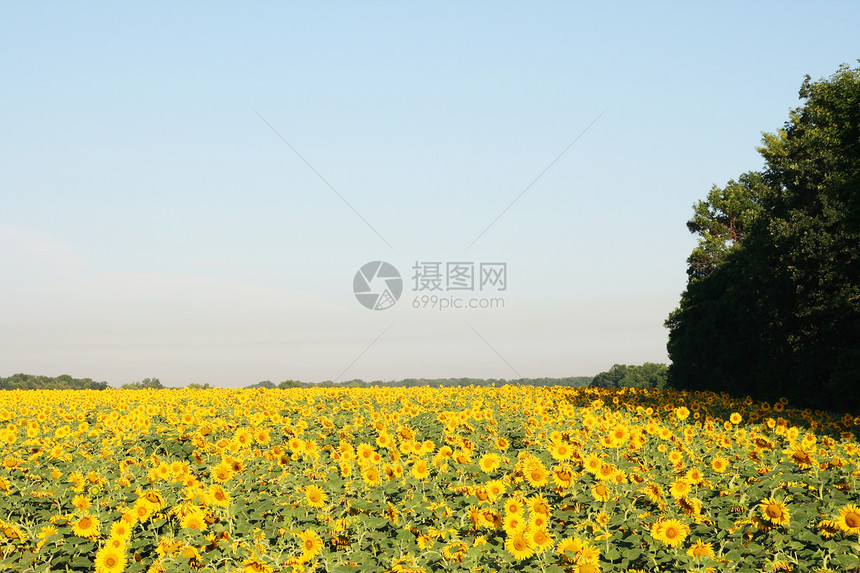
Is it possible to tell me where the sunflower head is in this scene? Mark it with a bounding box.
[759,498,790,526]
[837,504,860,535]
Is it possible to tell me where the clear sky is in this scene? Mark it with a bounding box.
[2,2,858,387]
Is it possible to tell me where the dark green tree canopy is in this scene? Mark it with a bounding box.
[590,363,668,389]
[0,373,108,391]
[667,63,860,410]
[685,172,767,280]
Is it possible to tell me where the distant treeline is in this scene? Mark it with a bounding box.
[3,366,667,391]
[246,376,594,389]
[0,373,109,391]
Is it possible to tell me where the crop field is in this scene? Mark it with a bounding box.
[1,386,859,573]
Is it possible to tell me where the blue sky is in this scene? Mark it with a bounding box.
[2,2,858,387]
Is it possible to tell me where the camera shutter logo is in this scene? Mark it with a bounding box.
[353,261,403,310]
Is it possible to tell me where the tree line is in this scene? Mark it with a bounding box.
[246,376,594,389]
[0,373,109,391]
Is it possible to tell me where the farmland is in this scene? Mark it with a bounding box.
[1,386,859,572]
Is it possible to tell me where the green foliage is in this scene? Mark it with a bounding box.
[0,373,108,390]
[667,62,860,410]
[590,363,668,389]
[247,380,277,389]
[244,377,593,389]
[120,377,165,390]
[184,382,212,389]
[685,171,767,280]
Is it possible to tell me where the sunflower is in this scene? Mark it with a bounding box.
[669,478,692,499]
[504,497,525,516]
[529,512,549,530]
[288,437,304,453]
[595,463,616,481]
[297,529,323,561]
[677,496,702,517]
[783,445,815,469]
[375,432,393,449]
[550,442,574,461]
[574,559,601,573]
[120,510,137,527]
[301,440,319,458]
[556,536,583,560]
[138,490,165,511]
[523,460,549,488]
[94,546,126,573]
[640,482,663,504]
[362,467,381,486]
[818,519,840,538]
[577,544,601,565]
[505,528,535,560]
[442,541,468,562]
[686,539,715,559]
[759,498,790,526]
[233,428,253,448]
[436,445,453,459]
[503,513,526,535]
[339,460,353,478]
[474,486,490,503]
[479,453,501,473]
[729,412,743,425]
[651,519,688,547]
[209,484,232,508]
[685,467,704,484]
[72,495,91,511]
[104,536,126,552]
[485,479,506,500]
[180,511,207,531]
[153,463,171,481]
[254,428,271,445]
[482,509,501,529]
[583,453,602,474]
[37,524,58,540]
[528,494,551,516]
[711,457,728,473]
[226,457,245,473]
[467,506,484,528]
[0,521,24,541]
[243,558,273,573]
[591,483,610,502]
[552,465,575,489]
[837,504,860,535]
[411,460,430,480]
[531,527,554,551]
[607,426,629,448]
[304,484,327,508]
[72,512,100,539]
[210,462,234,484]
[109,521,131,540]
[668,450,684,466]
[356,443,376,464]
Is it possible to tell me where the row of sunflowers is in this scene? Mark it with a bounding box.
[1,385,859,572]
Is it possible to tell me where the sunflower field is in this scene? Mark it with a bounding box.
[2,386,860,573]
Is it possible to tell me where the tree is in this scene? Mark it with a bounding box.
[184,382,212,389]
[0,373,108,390]
[121,377,165,390]
[667,63,860,410]
[590,363,668,389]
[685,172,767,280]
